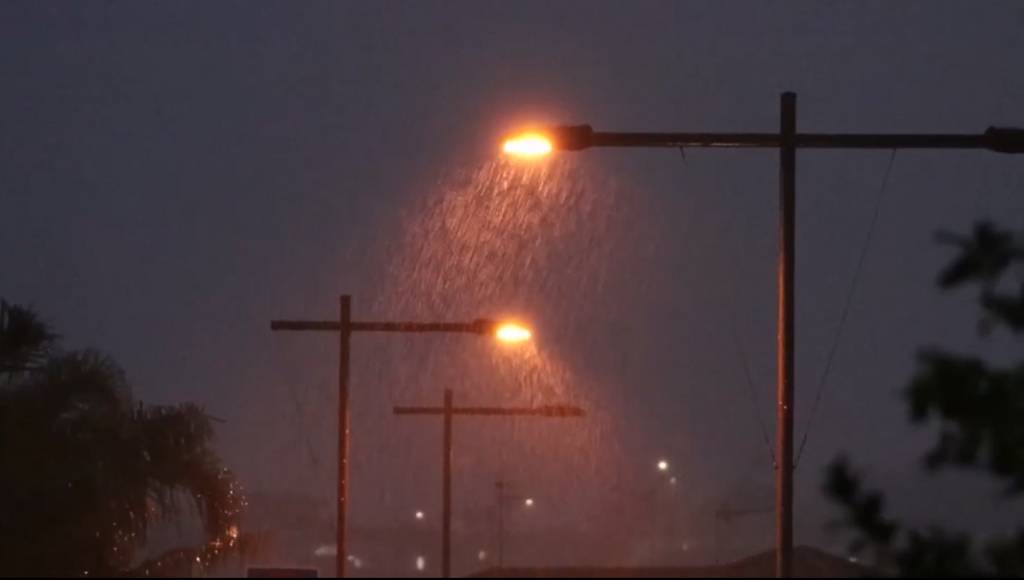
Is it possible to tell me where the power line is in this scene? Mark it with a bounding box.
[795,149,898,468]
[729,318,777,469]
[718,180,777,468]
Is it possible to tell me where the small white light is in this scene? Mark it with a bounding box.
[478,549,488,561]
[415,510,425,520]
[416,556,426,572]
[314,545,336,557]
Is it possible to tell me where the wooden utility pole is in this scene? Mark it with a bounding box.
[524,101,1024,576]
[271,296,503,577]
[394,389,583,577]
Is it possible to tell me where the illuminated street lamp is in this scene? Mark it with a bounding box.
[657,459,670,473]
[270,295,531,578]
[502,133,553,157]
[502,95,1024,578]
[495,322,532,343]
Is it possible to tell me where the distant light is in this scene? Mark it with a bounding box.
[416,556,426,572]
[227,525,239,539]
[478,549,488,562]
[503,133,553,157]
[314,545,336,557]
[657,459,669,472]
[848,556,859,564]
[681,541,690,552]
[415,510,425,521]
[524,498,534,508]
[669,476,678,486]
[496,323,532,343]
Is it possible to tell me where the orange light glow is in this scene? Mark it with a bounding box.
[502,133,553,157]
[495,323,532,343]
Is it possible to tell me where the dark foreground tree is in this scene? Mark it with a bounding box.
[0,303,245,577]
[826,222,1024,577]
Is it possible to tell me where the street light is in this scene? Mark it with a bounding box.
[502,126,595,155]
[502,133,553,157]
[270,295,532,578]
[495,322,532,343]
[657,459,670,473]
[500,96,1024,578]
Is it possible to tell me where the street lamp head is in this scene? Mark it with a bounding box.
[502,125,594,156]
[472,319,532,343]
[495,322,532,343]
[502,132,553,157]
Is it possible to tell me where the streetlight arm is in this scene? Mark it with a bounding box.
[351,320,492,333]
[270,320,341,331]
[550,125,1024,152]
[270,319,496,334]
[453,406,585,417]
[393,405,585,417]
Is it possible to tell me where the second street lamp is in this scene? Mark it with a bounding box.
[503,93,1024,577]
[270,294,532,578]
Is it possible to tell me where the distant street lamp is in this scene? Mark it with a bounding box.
[657,459,670,473]
[270,294,531,578]
[394,388,583,578]
[502,94,1024,577]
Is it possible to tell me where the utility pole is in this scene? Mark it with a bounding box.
[777,92,797,578]
[270,295,516,578]
[495,480,507,569]
[394,389,583,578]
[504,97,1024,576]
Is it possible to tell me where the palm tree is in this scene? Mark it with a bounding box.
[0,301,245,577]
[0,301,58,376]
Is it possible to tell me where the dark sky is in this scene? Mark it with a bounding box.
[3,0,1024,573]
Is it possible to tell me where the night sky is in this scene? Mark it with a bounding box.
[3,1,1024,574]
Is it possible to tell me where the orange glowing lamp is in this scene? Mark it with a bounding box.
[495,323,532,343]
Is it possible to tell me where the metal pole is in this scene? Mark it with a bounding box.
[337,294,352,578]
[442,389,453,578]
[496,481,505,569]
[776,93,796,578]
